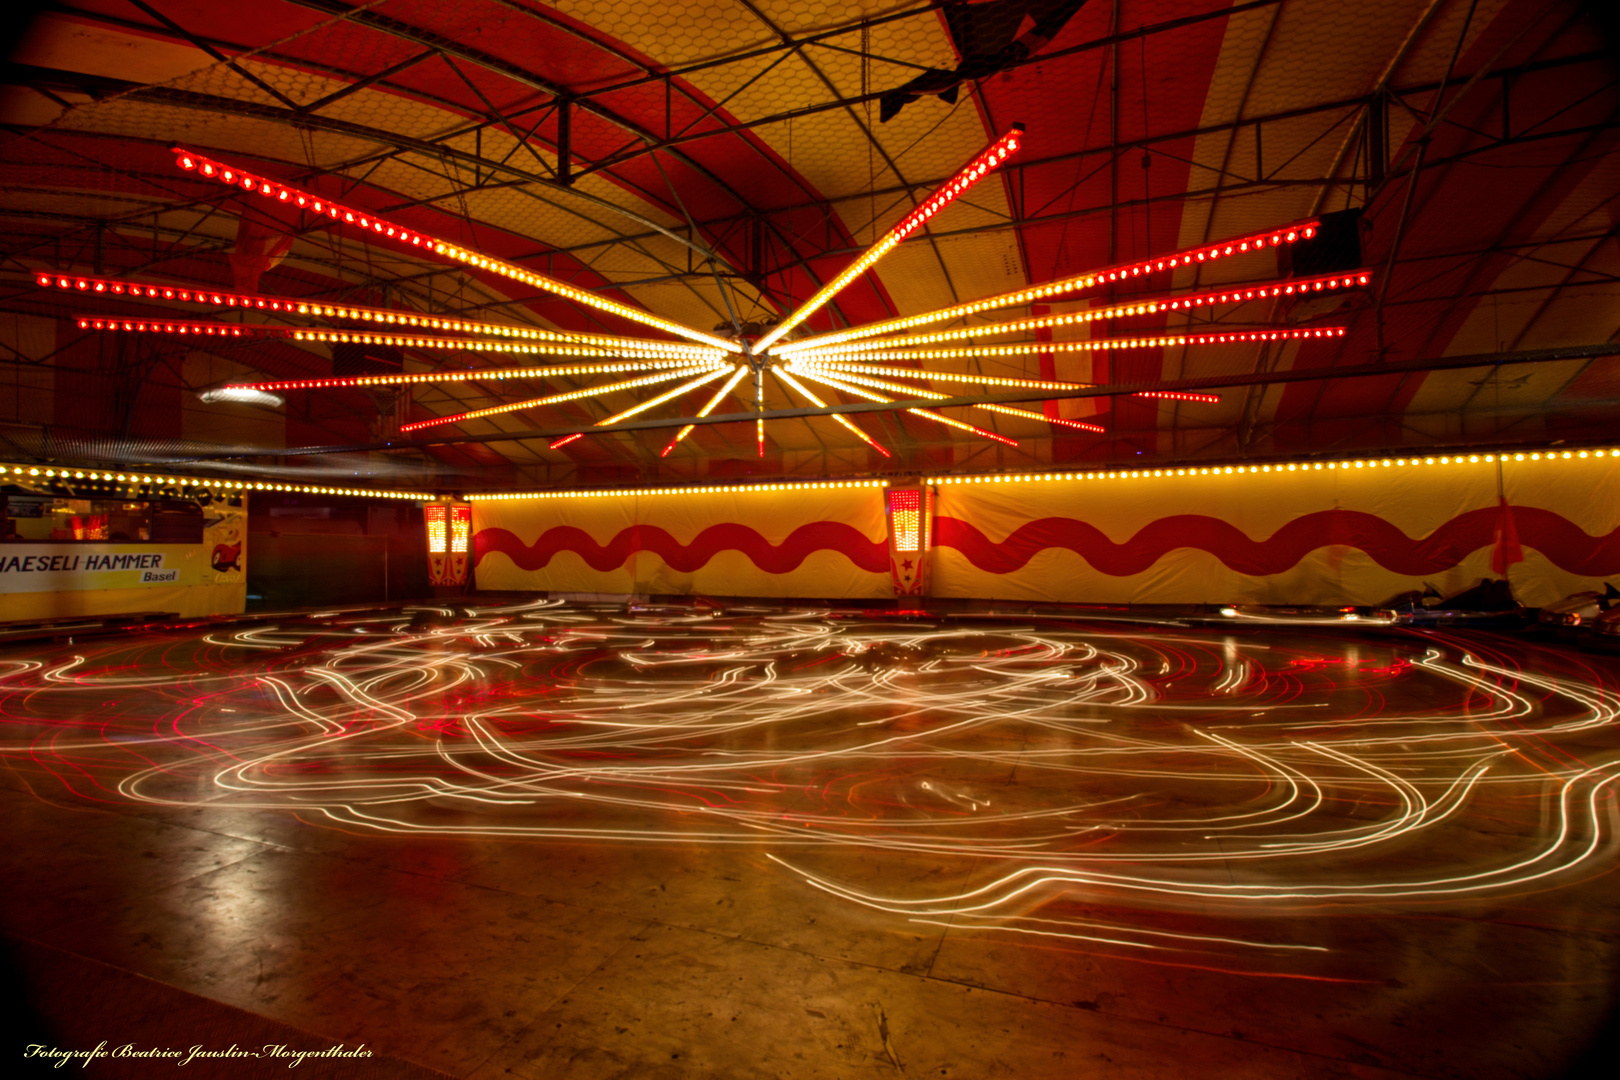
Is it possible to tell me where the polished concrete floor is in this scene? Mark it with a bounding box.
[2,600,1618,1078]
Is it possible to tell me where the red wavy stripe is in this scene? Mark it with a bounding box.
[474,522,889,575]
[935,507,1620,577]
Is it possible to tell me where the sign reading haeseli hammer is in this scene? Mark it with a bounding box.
[0,544,202,593]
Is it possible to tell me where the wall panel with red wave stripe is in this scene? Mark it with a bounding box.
[472,485,891,598]
[931,455,1620,607]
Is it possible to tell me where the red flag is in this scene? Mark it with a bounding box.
[1491,496,1523,574]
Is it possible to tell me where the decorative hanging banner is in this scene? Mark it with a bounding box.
[929,454,1620,607]
[470,483,891,599]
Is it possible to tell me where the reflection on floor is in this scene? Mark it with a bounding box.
[2,599,1617,1078]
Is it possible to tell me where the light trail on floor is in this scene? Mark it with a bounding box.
[2,600,1618,972]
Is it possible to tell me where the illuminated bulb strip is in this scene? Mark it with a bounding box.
[977,403,1105,433]
[772,368,891,458]
[1135,390,1223,403]
[465,478,888,500]
[76,315,277,339]
[798,344,1111,361]
[234,356,711,393]
[796,366,1100,434]
[797,326,1348,361]
[756,373,766,459]
[399,363,723,432]
[775,220,1329,352]
[169,146,738,353]
[662,365,751,457]
[1154,270,1370,313]
[549,366,733,450]
[795,369,1017,448]
[753,125,1025,354]
[786,272,1370,357]
[922,448,1620,485]
[287,328,721,362]
[792,360,1087,391]
[72,314,721,366]
[0,462,433,499]
[791,364,1201,420]
[290,327,713,357]
[549,331,722,356]
[35,271,578,343]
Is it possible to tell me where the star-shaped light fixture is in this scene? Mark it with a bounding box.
[39,128,1370,462]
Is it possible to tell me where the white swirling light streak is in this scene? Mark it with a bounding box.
[3,602,1618,970]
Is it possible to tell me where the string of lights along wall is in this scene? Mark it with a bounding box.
[35,127,1368,461]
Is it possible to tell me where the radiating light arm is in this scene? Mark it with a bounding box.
[774,223,1337,353]
[771,368,891,458]
[232,356,714,393]
[284,327,721,361]
[36,272,582,342]
[785,272,1370,357]
[170,146,740,353]
[550,366,734,449]
[752,125,1024,354]
[74,315,727,365]
[793,327,1343,362]
[755,369,766,458]
[400,364,723,433]
[975,402,1105,431]
[794,365,1096,436]
[789,359,1086,390]
[790,359,1217,406]
[790,356,1218,411]
[662,365,751,457]
[794,368,1016,447]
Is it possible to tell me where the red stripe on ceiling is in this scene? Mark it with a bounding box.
[1272,3,1620,446]
[971,0,1232,446]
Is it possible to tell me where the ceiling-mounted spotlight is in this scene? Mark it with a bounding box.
[199,386,285,407]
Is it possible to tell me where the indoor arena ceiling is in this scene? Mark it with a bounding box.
[0,0,1617,490]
